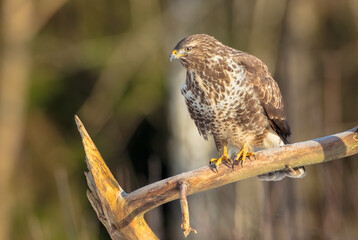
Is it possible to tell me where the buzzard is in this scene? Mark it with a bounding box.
[170,34,305,181]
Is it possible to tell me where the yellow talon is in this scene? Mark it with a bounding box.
[210,145,231,170]
[234,143,254,166]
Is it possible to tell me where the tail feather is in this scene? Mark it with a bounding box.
[258,166,306,181]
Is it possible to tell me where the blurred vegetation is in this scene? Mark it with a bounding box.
[1,0,358,239]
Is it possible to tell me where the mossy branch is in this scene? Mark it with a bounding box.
[75,115,358,239]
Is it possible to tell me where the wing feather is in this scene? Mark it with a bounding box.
[238,54,291,143]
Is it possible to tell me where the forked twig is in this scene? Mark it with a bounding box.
[179,182,197,237]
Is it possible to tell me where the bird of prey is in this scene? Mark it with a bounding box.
[170,34,305,181]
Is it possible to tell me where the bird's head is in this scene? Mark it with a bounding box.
[170,34,219,68]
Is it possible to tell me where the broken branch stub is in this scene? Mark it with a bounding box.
[75,115,158,240]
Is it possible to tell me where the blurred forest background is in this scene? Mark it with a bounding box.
[1,0,358,239]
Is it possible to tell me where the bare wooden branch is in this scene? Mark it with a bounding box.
[75,114,358,239]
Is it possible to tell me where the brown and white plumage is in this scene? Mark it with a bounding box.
[170,34,305,181]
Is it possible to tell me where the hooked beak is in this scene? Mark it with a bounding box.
[169,50,186,62]
[169,50,178,62]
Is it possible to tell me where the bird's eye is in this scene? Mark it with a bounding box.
[185,47,192,52]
